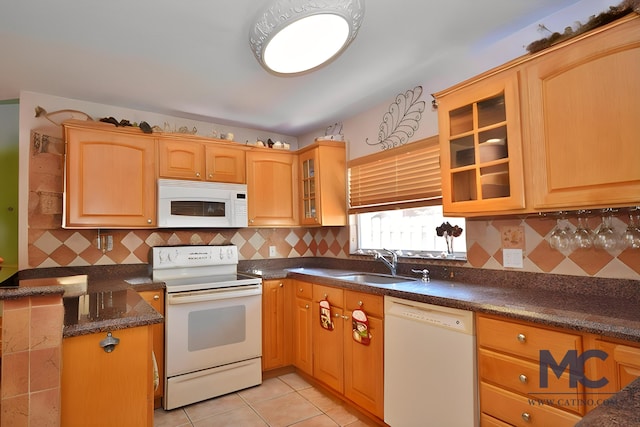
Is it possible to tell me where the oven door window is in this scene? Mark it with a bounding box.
[171,200,226,217]
[188,306,245,351]
[165,287,262,377]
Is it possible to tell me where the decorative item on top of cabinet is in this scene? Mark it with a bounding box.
[61,325,154,426]
[246,148,299,227]
[298,141,347,226]
[434,71,526,216]
[522,13,640,211]
[158,136,247,183]
[138,290,165,408]
[63,120,157,228]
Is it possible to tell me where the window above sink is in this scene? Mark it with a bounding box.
[351,205,467,260]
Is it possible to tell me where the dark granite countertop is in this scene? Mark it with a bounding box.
[0,265,165,337]
[576,378,640,426]
[3,257,638,424]
[61,278,163,337]
[282,267,640,343]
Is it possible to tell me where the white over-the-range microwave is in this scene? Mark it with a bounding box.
[157,179,248,228]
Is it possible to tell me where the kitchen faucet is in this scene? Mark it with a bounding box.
[373,249,398,276]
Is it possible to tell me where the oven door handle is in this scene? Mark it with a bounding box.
[167,285,262,305]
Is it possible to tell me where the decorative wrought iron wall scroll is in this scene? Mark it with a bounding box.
[366,85,425,150]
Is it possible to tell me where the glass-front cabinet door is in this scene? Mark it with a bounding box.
[436,72,526,215]
[300,149,318,224]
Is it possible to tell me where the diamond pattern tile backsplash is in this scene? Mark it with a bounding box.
[27,129,639,279]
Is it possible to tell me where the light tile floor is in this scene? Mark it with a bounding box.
[154,373,376,427]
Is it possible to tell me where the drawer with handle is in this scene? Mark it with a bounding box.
[480,382,582,426]
[477,315,582,362]
[479,348,583,415]
[294,280,313,300]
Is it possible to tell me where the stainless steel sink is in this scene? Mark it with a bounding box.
[336,273,417,285]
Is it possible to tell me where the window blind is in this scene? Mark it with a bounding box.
[348,135,441,213]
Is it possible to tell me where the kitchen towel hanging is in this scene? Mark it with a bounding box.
[319,299,334,331]
[352,309,371,345]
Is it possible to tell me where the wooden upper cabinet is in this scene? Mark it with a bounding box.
[246,149,299,226]
[436,71,526,215]
[205,145,246,183]
[158,139,204,180]
[298,141,347,226]
[64,121,156,228]
[522,14,640,210]
[435,14,640,216]
[159,138,246,183]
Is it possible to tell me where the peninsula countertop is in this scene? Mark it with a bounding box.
[0,265,164,337]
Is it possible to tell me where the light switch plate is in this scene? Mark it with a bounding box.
[269,246,277,257]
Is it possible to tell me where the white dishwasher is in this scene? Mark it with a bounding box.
[384,296,478,427]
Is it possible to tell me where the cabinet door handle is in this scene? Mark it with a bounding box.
[279,283,283,287]
[519,374,528,384]
[147,219,152,224]
[195,172,201,177]
[299,288,303,292]
[305,304,309,309]
[521,412,531,422]
[153,294,160,301]
[208,173,213,179]
[342,315,350,320]
[517,333,527,343]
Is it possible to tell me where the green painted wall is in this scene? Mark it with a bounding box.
[0,99,19,281]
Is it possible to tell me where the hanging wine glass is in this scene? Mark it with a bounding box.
[622,211,640,249]
[570,214,594,250]
[594,210,620,251]
[549,216,572,252]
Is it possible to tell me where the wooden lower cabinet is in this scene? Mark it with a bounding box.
[343,291,384,418]
[478,314,640,425]
[138,290,165,408]
[583,337,640,406]
[262,279,288,370]
[312,284,345,391]
[310,283,385,419]
[292,280,313,375]
[61,326,153,427]
[481,382,581,426]
[477,314,584,425]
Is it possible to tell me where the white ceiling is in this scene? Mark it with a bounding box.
[0,0,587,136]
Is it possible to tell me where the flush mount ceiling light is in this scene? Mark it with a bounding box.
[249,0,365,76]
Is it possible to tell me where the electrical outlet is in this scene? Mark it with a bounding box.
[269,246,277,257]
